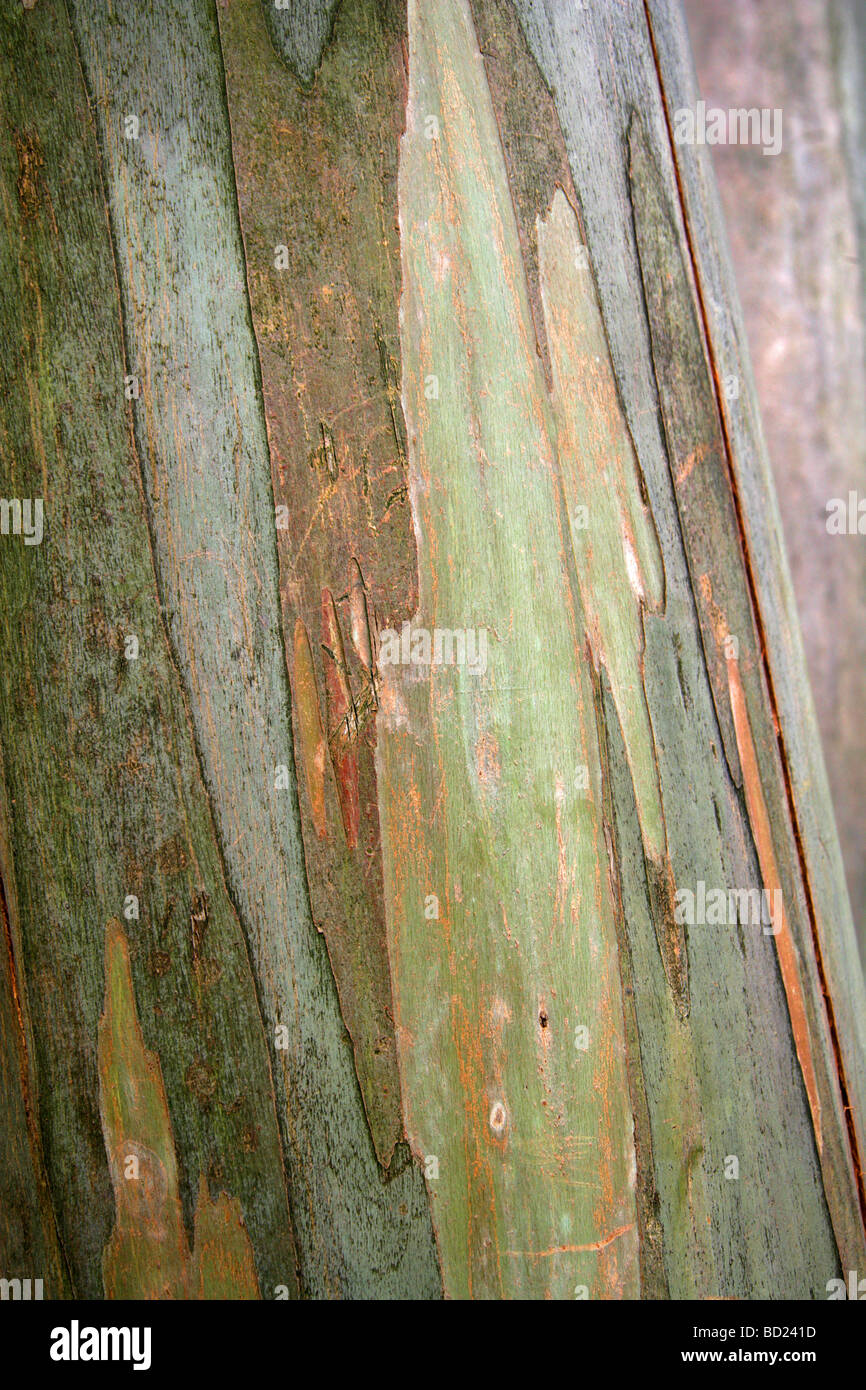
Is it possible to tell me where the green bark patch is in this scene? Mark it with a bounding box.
[537,189,687,1017]
[381,0,639,1299]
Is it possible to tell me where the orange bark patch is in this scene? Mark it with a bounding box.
[727,655,822,1152]
[293,618,328,839]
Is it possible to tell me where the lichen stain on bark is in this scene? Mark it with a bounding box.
[98,919,259,1299]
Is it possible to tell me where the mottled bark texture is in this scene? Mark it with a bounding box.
[0,0,863,1300]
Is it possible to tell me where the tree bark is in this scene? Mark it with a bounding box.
[0,0,864,1300]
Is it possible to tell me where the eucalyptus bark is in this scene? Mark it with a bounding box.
[0,0,863,1301]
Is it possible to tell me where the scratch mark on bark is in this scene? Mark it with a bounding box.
[507,1222,635,1261]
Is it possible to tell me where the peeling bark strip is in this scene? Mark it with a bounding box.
[591,675,670,1300]
[468,0,580,392]
[536,189,689,1020]
[99,920,259,1300]
[0,0,296,1300]
[380,0,639,1298]
[539,191,665,858]
[217,0,417,1172]
[627,115,745,788]
[348,557,376,687]
[684,0,866,964]
[648,0,866,1142]
[67,0,439,1296]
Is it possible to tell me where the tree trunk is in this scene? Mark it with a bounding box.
[0,0,863,1301]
